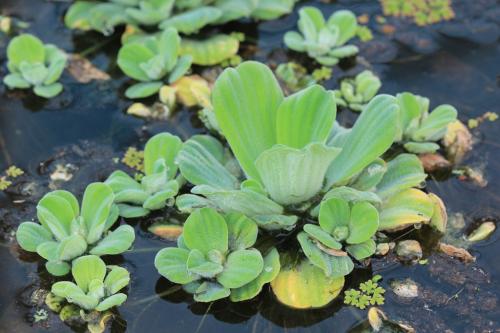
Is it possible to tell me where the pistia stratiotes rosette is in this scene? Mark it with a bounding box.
[395,92,458,154]
[3,34,67,98]
[16,183,135,276]
[154,208,280,302]
[51,255,130,312]
[334,70,382,112]
[163,61,449,308]
[117,28,192,99]
[284,7,359,66]
[298,198,379,278]
[105,133,183,218]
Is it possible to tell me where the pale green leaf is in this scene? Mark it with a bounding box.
[276,85,337,148]
[16,222,53,252]
[319,197,350,233]
[144,133,183,178]
[183,208,228,255]
[186,249,224,278]
[346,239,376,260]
[90,225,135,255]
[376,154,427,199]
[217,249,264,288]
[303,224,342,249]
[212,61,284,180]
[177,135,238,190]
[57,234,87,261]
[225,212,258,250]
[72,255,107,293]
[255,143,341,205]
[104,266,130,295]
[117,43,154,81]
[7,34,45,70]
[327,10,358,45]
[95,293,127,311]
[125,81,162,99]
[326,95,399,187]
[346,202,378,244]
[154,247,197,284]
[81,183,115,244]
[33,83,63,98]
[193,282,230,302]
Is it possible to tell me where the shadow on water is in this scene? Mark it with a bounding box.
[0,0,499,332]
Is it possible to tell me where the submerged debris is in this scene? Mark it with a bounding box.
[148,223,183,240]
[438,242,475,263]
[367,307,416,332]
[67,54,110,83]
[396,240,422,262]
[391,278,419,298]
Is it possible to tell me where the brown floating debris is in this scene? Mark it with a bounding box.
[419,153,451,173]
[438,242,475,263]
[443,120,472,164]
[391,279,419,298]
[68,54,110,83]
[148,223,183,240]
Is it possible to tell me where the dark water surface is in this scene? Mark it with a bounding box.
[0,0,499,332]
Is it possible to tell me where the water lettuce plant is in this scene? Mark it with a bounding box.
[334,70,381,112]
[395,92,458,153]
[3,34,67,98]
[51,255,130,312]
[155,208,280,302]
[284,7,359,66]
[117,28,192,99]
[154,61,445,307]
[105,133,183,218]
[16,183,135,276]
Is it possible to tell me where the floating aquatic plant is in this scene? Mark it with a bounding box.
[48,255,130,333]
[16,183,135,276]
[380,0,455,26]
[284,7,359,66]
[155,208,280,302]
[334,70,381,112]
[344,275,385,309]
[105,133,183,218]
[117,28,192,99]
[65,0,296,35]
[3,34,67,98]
[395,92,458,154]
[157,61,445,308]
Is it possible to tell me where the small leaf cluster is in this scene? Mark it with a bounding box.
[118,28,193,99]
[284,7,359,66]
[16,183,135,276]
[298,198,379,277]
[344,275,385,309]
[395,92,457,154]
[155,208,280,302]
[105,133,183,218]
[51,255,130,312]
[3,34,67,98]
[380,0,455,26]
[334,70,381,112]
[0,165,24,191]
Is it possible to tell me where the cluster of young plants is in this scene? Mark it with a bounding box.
[16,182,135,276]
[3,34,67,98]
[15,183,134,331]
[380,0,455,26]
[146,61,447,308]
[333,70,382,112]
[65,0,297,36]
[0,165,24,191]
[105,133,183,218]
[395,92,458,153]
[284,7,359,66]
[117,28,192,99]
[275,61,332,93]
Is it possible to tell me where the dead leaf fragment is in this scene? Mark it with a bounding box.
[148,224,183,240]
[68,54,110,83]
[438,242,475,263]
[443,120,472,164]
[419,153,451,173]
